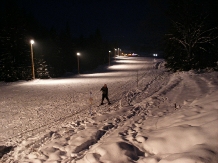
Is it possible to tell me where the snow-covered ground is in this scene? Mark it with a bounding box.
[0,56,218,163]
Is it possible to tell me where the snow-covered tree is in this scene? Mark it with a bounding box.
[164,0,218,71]
[35,58,50,79]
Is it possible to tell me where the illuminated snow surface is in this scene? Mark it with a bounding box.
[0,56,218,163]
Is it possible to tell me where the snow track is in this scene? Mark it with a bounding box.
[1,57,218,162]
[0,57,164,146]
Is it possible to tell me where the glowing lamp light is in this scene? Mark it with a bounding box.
[30,39,35,79]
[77,52,80,74]
[153,54,158,57]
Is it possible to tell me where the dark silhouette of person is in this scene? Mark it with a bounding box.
[100,84,111,105]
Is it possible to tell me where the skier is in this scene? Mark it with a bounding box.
[100,84,111,105]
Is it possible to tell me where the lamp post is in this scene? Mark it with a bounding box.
[114,48,117,57]
[77,52,80,74]
[114,48,117,60]
[30,40,35,79]
[109,51,111,66]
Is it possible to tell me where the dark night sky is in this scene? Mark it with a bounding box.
[17,0,168,48]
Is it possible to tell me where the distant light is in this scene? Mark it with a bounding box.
[109,51,111,52]
[30,40,34,44]
[132,53,138,56]
[153,54,158,57]
[77,52,80,56]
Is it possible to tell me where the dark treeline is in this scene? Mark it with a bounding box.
[0,1,112,82]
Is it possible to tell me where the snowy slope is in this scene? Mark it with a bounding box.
[0,56,218,163]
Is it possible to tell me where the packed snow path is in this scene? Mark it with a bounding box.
[0,57,165,145]
[1,56,218,163]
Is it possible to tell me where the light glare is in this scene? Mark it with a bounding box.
[153,54,158,57]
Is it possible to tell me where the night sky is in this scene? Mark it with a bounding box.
[16,0,168,48]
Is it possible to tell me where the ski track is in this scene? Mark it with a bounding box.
[0,57,163,146]
[1,57,218,162]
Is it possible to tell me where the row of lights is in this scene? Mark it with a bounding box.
[153,54,158,57]
[30,40,114,79]
[30,40,82,78]
[114,48,121,56]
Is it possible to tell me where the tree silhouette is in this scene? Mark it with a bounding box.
[164,0,218,71]
[0,1,31,81]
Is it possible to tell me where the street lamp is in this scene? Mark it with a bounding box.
[109,51,111,66]
[30,40,35,79]
[77,52,80,74]
[114,48,117,57]
[114,48,117,60]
